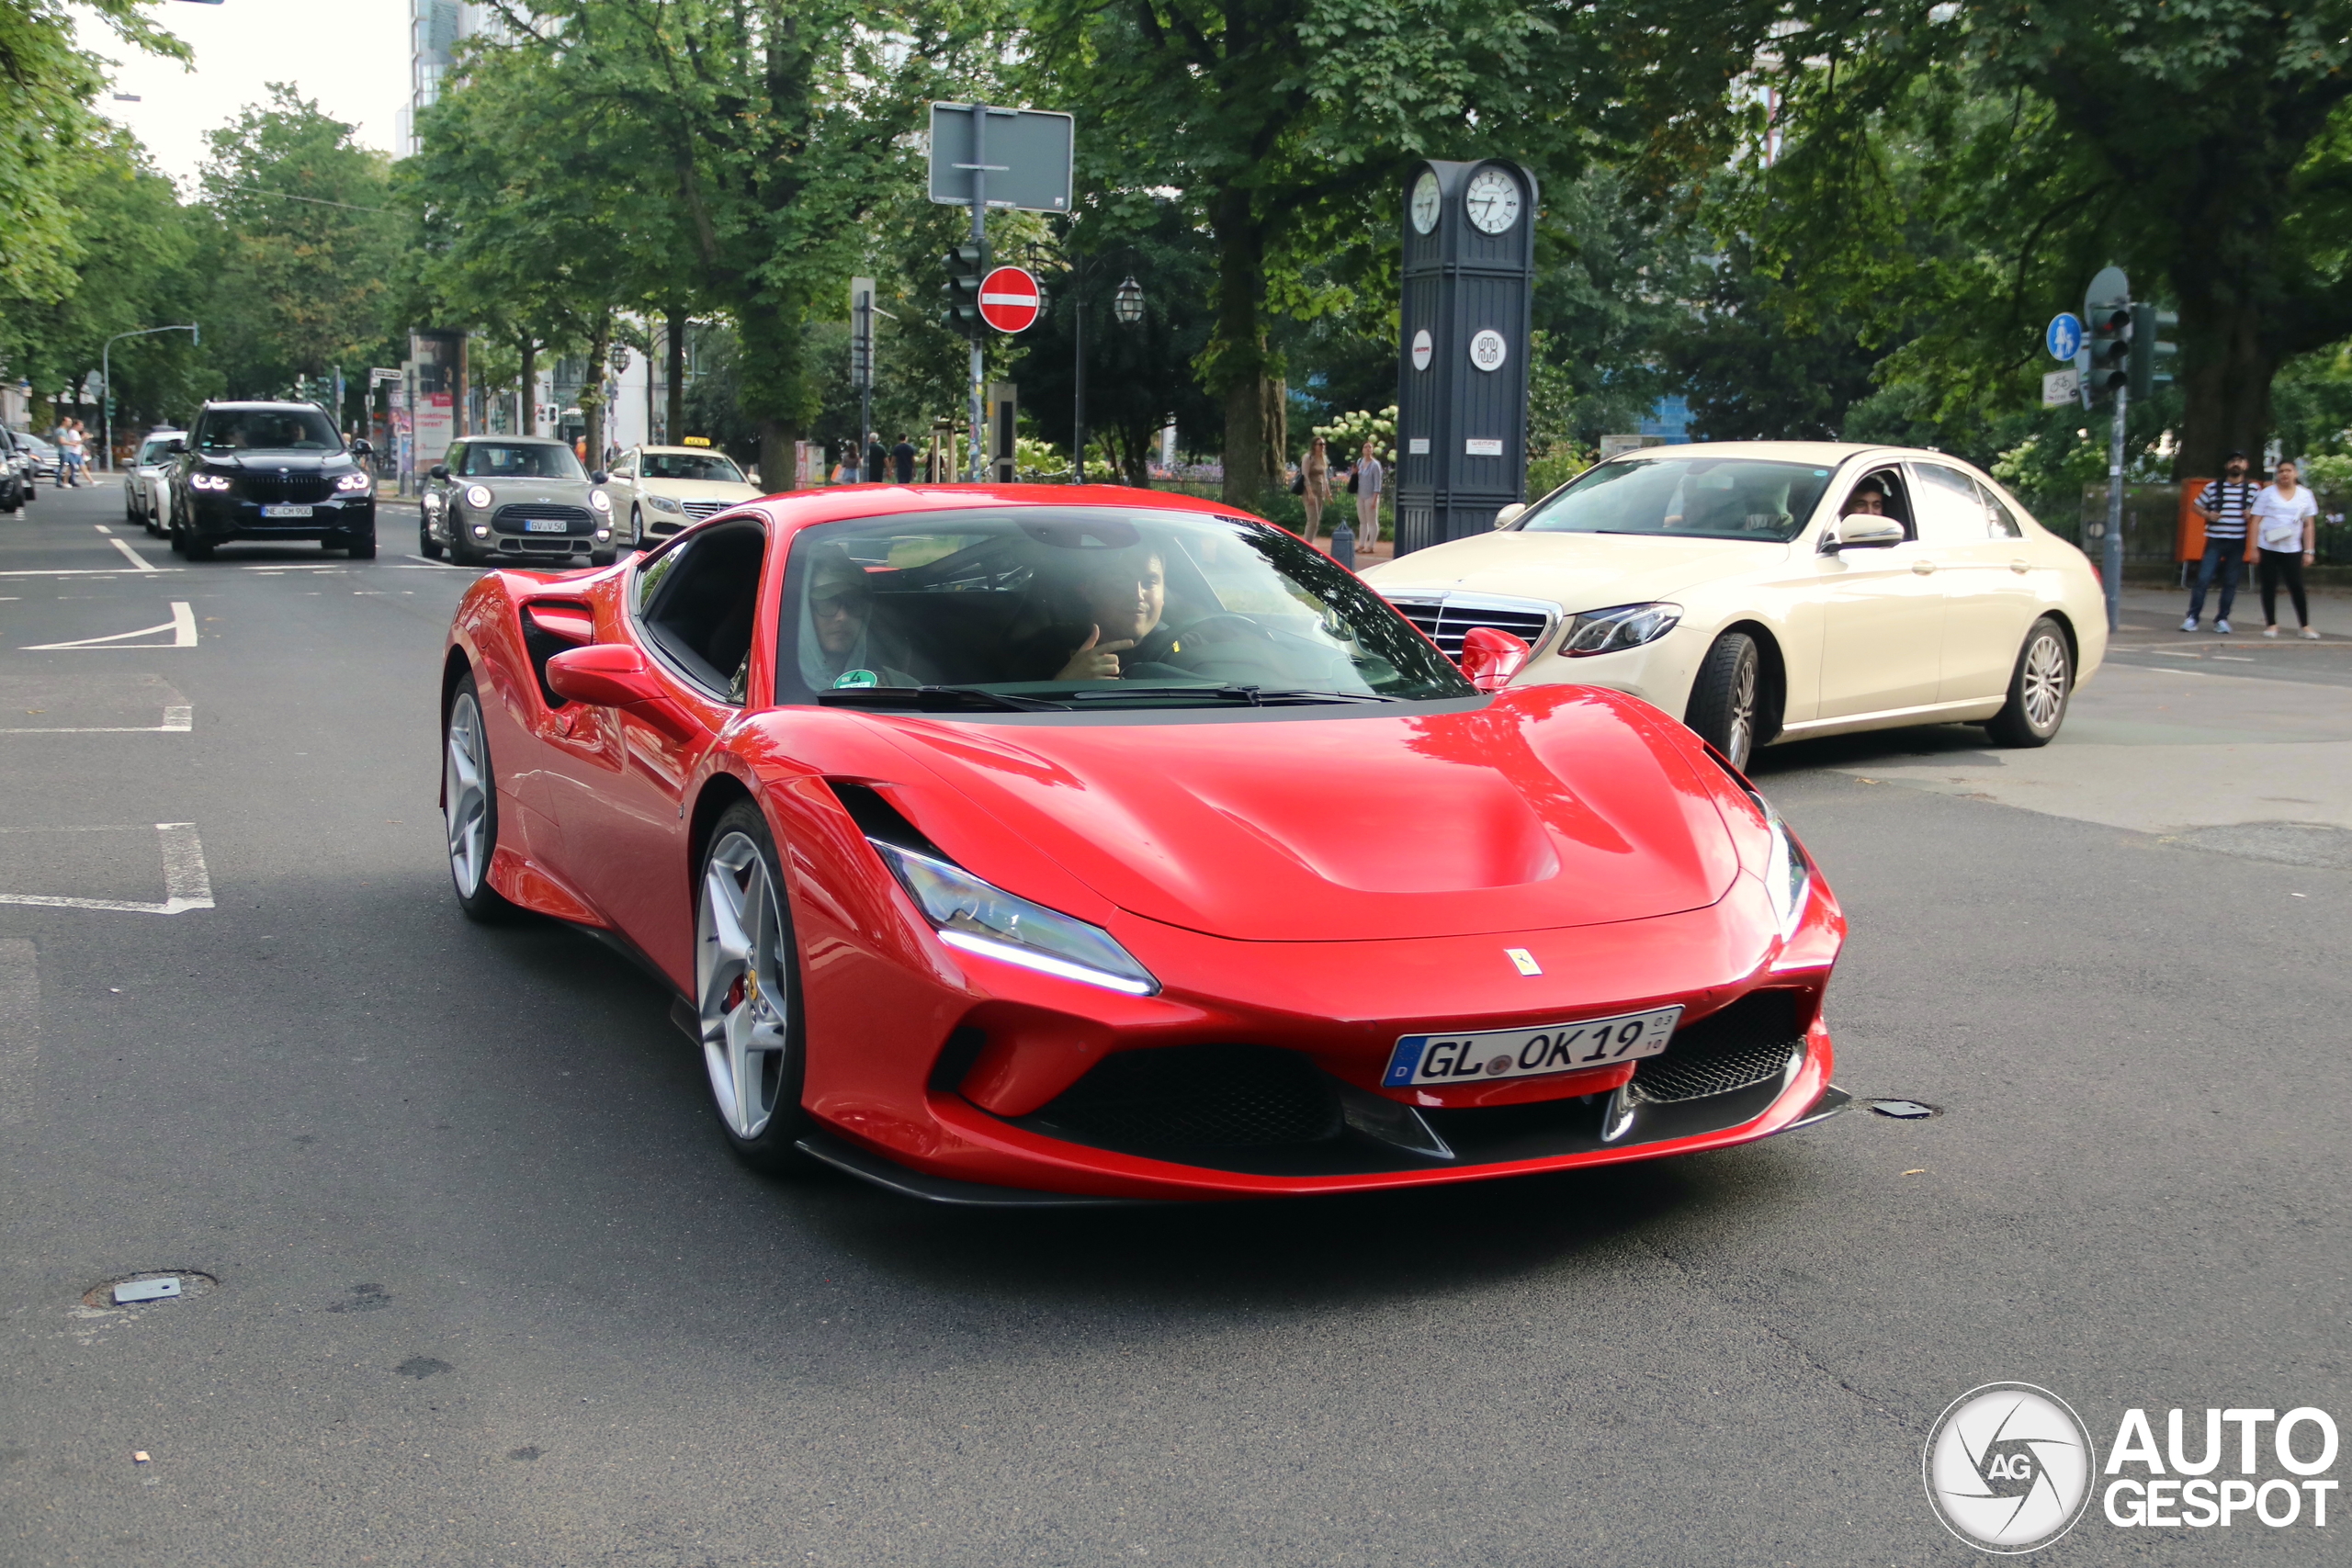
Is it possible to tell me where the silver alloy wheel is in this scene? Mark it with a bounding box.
[2020,630,2068,731]
[696,829,792,1140]
[444,691,491,896]
[1724,648,1758,770]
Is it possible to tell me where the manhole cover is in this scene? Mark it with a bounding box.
[82,1270,218,1309]
[1870,1100,1941,1120]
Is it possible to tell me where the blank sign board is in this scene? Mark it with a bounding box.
[928,103,1074,212]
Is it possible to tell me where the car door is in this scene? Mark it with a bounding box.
[1812,465,1945,717]
[1910,461,2039,703]
[545,520,773,981]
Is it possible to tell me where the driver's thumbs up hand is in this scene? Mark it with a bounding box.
[1056,625,1134,681]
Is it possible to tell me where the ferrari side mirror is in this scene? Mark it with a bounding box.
[545,644,699,742]
[1459,626,1532,692]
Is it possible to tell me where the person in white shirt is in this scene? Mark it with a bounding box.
[2251,458,2320,639]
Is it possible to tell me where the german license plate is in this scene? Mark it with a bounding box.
[260,503,311,518]
[525,518,568,533]
[1383,1006,1683,1088]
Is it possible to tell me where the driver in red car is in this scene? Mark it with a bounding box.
[1044,547,1184,680]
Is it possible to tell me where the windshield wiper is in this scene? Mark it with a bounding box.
[818,684,1069,713]
[1063,685,1399,706]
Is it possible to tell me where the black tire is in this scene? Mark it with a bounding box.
[1984,615,2073,748]
[346,532,377,560]
[629,505,645,548]
[443,672,520,922]
[167,526,186,554]
[418,521,443,559]
[1684,631,1764,772]
[694,801,814,1172]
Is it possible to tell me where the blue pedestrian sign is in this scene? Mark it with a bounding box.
[2046,312,2084,362]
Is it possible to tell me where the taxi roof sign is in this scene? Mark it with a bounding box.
[681,435,712,446]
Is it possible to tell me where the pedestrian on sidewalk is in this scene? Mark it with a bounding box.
[2184,450,2257,633]
[864,432,888,483]
[2253,457,2321,638]
[890,434,916,485]
[1299,435,1330,541]
[1354,440,1384,550]
[57,419,86,486]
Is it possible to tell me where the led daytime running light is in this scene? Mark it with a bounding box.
[1560,601,1681,657]
[189,471,231,491]
[1747,787,1811,937]
[464,484,493,509]
[872,840,1159,996]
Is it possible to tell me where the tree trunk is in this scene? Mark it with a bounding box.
[519,337,538,435]
[455,333,471,440]
[758,416,796,493]
[1211,186,1272,510]
[665,309,686,445]
[2175,291,2278,479]
[1261,376,1287,494]
[581,315,613,469]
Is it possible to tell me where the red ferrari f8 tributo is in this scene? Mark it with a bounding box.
[439,485,1849,1202]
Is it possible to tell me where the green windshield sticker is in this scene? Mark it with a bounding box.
[831,669,880,689]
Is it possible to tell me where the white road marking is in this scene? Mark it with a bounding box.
[405,555,468,569]
[0,705,191,734]
[94,525,112,535]
[0,938,34,1127]
[107,537,159,572]
[0,568,183,579]
[20,602,198,650]
[0,823,215,915]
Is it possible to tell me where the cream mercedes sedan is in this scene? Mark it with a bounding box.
[606,443,763,547]
[1361,442,2107,769]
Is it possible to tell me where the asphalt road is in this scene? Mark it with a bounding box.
[4,483,2346,1565]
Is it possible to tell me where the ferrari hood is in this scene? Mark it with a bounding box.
[1362,529,1793,615]
[872,688,1738,942]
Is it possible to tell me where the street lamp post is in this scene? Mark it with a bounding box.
[1072,271,1143,485]
[102,322,198,471]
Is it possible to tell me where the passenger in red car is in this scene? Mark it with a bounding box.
[798,547,920,688]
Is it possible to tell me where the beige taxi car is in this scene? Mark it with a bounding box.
[1361,442,2107,769]
[605,442,763,547]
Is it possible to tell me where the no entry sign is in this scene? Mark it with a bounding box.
[978,266,1041,333]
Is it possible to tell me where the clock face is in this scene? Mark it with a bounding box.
[1409,172,1442,235]
[1464,167,1521,234]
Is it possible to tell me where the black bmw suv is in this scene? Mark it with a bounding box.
[168,401,376,559]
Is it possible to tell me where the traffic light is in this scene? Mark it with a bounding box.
[940,243,986,337]
[2130,303,2178,400]
[2086,304,2132,400]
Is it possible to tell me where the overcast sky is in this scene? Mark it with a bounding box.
[86,0,412,189]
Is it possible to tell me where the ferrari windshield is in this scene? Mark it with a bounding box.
[457,443,584,479]
[777,508,1474,708]
[196,408,340,452]
[1519,456,1835,543]
[642,451,745,483]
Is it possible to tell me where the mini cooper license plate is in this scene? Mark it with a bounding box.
[524,519,568,533]
[260,503,312,518]
[1383,1006,1683,1088]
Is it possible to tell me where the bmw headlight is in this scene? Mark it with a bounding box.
[464,484,493,510]
[1747,787,1811,937]
[870,840,1159,996]
[649,494,684,513]
[189,471,232,491]
[1559,602,1681,657]
[589,489,612,513]
[334,470,370,492]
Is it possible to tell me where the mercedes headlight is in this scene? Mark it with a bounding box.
[1559,602,1681,657]
[589,489,612,513]
[650,494,684,513]
[870,840,1159,996]
[334,470,370,492]
[464,484,493,509]
[189,471,232,491]
[1747,787,1811,937]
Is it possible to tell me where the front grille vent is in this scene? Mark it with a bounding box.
[241,471,334,503]
[1631,990,1804,1104]
[682,500,729,521]
[1029,1045,1341,1152]
[1380,592,1558,658]
[493,503,593,536]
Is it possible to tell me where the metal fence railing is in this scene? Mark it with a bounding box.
[2053,483,2352,579]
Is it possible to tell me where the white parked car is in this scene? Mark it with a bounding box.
[1361,441,2108,769]
[605,443,762,547]
[124,429,185,536]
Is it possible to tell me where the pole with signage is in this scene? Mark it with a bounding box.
[850,276,875,474]
[2083,266,2132,633]
[1393,160,1539,555]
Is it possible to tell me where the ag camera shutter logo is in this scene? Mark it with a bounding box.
[1924,1382,2096,1552]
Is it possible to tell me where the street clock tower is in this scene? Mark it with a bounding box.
[1393,159,1538,556]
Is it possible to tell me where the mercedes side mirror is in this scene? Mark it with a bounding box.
[1459,626,1532,692]
[1820,516,1905,553]
[428,463,449,481]
[1493,502,1526,529]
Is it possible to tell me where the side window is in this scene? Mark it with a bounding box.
[1838,467,1917,538]
[1975,479,2025,538]
[1910,464,1994,545]
[636,522,767,704]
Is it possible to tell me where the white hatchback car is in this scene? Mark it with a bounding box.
[1362,442,2107,769]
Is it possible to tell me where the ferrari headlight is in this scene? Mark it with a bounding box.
[334,470,370,492]
[590,489,612,513]
[870,841,1159,996]
[189,471,232,491]
[1559,602,1681,657]
[464,484,493,510]
[649,494,684,513]
[1747,788,1811,937]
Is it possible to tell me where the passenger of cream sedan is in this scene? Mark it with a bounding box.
[1362,442,2107,769]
